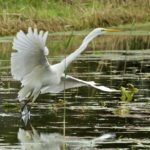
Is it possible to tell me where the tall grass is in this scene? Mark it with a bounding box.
[1,34,149,61]
[0,0,150,35]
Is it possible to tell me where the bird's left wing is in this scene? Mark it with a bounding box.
[11,27,49,81]
[41,75,118,94]
[40,75,86,94]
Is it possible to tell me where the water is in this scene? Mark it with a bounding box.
[0,32,150,149]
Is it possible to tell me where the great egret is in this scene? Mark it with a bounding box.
[11,27,118,105]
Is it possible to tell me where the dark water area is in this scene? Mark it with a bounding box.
[0,33,150,149]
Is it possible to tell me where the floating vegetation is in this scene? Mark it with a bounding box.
[120,83,139,102]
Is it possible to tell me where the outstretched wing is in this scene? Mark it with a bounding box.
[40,75,118,94]
[11,27,52,101]
[40,75,87,94]
[11,27,49,81]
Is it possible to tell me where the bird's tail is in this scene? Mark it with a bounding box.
[18,85,41,102]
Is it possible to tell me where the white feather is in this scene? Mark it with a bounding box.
[43,31,48,44]
[11,27,51,101]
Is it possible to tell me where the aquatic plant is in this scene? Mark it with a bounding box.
[120,83,138,102]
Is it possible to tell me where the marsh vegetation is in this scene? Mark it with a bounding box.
[0,0,150,35]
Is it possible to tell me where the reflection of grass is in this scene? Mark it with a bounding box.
[0,0,150,35]
[114,105,129,116]
[2,102,16,108]
[1,102,19,111]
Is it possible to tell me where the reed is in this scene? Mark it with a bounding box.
[0,0,149,35]
[1,34,149,61]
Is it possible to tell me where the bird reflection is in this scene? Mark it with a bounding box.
[18,124,115,150]
[21,104,30,126]
[18,127,64,150]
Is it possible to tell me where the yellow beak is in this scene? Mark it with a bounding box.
[104,28,120,32]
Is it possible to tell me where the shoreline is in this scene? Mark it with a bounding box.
[0,0,149,36]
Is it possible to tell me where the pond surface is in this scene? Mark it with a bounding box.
[0,31,150,149]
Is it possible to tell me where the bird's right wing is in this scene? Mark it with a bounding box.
[11,27,49,81]
[41,75,119,94]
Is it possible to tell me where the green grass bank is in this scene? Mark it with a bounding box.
[0,0,150,35]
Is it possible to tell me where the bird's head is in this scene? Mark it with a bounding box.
[94,27,120,35]
[83,27,120,44]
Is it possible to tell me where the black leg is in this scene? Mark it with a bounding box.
[21,99,31,112]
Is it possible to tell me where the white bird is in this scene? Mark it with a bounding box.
[11,27,119,104]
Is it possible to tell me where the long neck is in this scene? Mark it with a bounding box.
[60,29,100,70]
